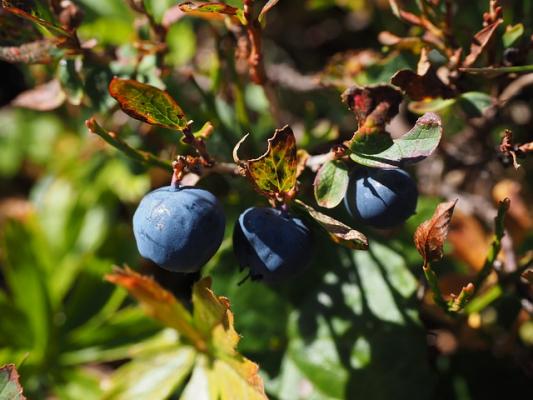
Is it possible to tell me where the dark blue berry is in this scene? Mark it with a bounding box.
[233,207,313,283]
[344,168,418,228]
[133,185,225,272]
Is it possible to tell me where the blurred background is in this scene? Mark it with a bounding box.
[0,0,532,399]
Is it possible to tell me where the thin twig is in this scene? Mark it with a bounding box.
[86,118,172,172]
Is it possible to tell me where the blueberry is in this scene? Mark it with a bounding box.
[344,168,418,228]
[133,185,225,272]
[233,207,313,283]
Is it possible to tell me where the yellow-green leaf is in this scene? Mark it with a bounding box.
[178,2,245,24]
[106,268,268,400]
[233,125,298,202]
[108,78,188,131]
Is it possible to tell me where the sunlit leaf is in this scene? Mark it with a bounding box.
[102,347,196,400]
[313,159,349,209]
[108,78,188,131]
[503,23,524,48]
[105,267,205,349]
[349,112,442,169]
[178,1,245,24]
[0,364,26,400]
[106,268,268,400]
[233,126,298,202]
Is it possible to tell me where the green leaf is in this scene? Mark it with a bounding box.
[1,220,53,363]
[313,160,349,208]
[233,126,298,202]
[0,364,25,400]
[287,242,434,399]
[349,112,442,169]
[108,78,188,131]
[102,346,196,400]
[457,92,493,117]
[503,23,524,48]
[295,200,368,250]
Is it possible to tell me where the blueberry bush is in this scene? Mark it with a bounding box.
[0,0,532,399]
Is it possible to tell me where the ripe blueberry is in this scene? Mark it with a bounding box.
[344,167,418,228]
[133,185,225,272]
[233,207,313,283]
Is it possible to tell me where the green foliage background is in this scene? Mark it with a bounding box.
[0,0,532,399]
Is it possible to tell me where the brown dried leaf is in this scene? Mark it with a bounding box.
[463,19,503,67]
[11,79,66,111]
[295,200,368,250]
[392,69,454,101]
[414,200,458,267]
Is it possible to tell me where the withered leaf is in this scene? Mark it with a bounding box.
[463,19,503,67]
[341,84,403,133]
[233,126,297,202]
[414,199,458,267]
[295,200,368,250]
[392,69,454,101]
